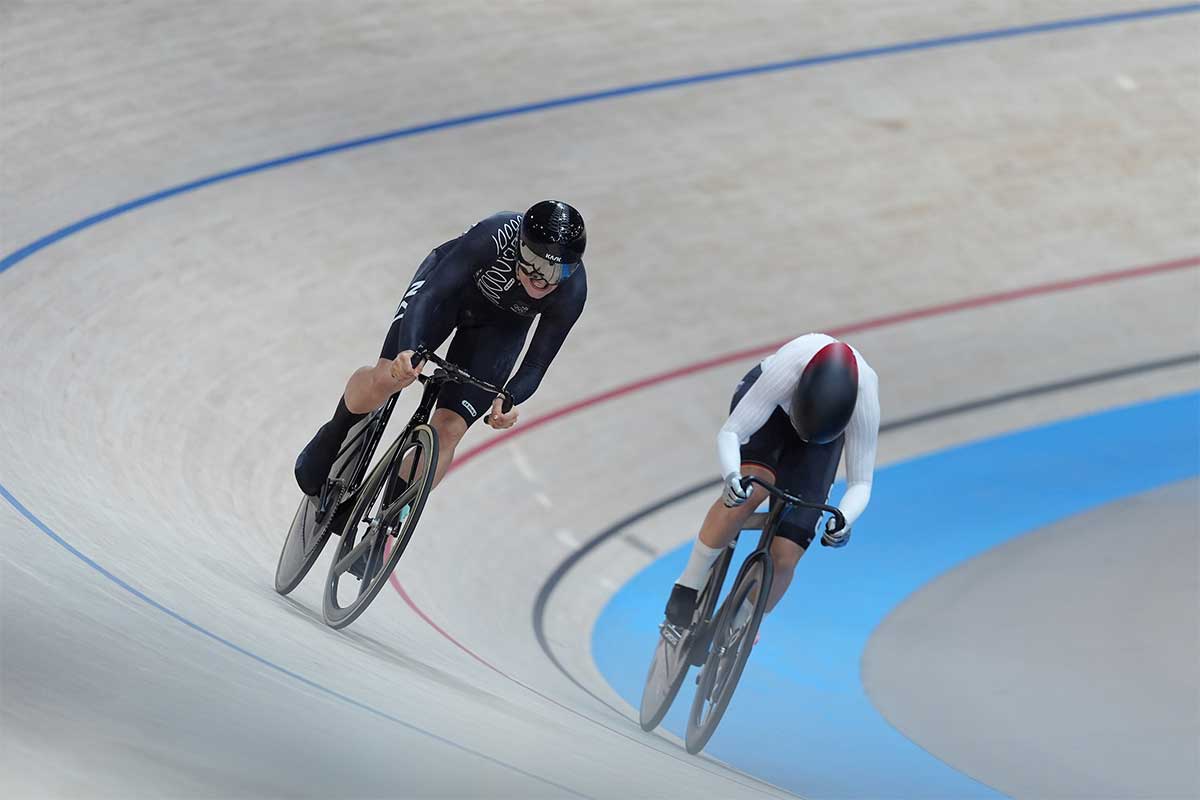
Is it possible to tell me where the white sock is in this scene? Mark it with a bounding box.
[676,540,723,590]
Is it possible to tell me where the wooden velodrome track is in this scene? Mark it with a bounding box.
[2,2,1197,797]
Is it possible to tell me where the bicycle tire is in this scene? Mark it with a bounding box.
[638,546,735,731]
[274,495,330,595]
[274,411,384,595]
[685,551,772,754]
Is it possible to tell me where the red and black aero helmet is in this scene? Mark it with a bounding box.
[789,342,859,443]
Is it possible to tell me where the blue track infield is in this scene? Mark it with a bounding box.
[593,392,1200,798]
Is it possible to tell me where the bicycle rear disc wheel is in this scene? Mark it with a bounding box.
[639,547,735,731]
[274,495,331,595]
[685,554,770,754]
[274,412,383,595]
[639,630,692,732]
[322,424,438,629]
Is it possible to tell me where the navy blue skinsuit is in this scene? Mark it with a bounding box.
[381,211,588,425]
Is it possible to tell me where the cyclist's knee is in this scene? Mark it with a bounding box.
[370,358,406,395]
[740,463,774,508]
[346,359,403,412]
[713,495,763,529]
[430,408,468,450]
[770,537,805,573]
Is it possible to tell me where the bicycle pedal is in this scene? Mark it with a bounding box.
[659,622,684,647]
[322,501,356,537]
[688,630,714,666]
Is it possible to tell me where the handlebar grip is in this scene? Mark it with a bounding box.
[410,347,439,371]
[744,474,847,531]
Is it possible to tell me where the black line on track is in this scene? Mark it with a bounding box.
[530,352,1199,769]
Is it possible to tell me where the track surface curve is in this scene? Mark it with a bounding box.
[2,3,1198,797]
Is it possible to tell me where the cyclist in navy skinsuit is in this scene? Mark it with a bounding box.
[295,200,588,497]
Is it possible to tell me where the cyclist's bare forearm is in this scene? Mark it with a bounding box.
[343,357,411,414]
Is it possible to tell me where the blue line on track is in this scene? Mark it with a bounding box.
[3,3,1197,275]
[3,5,1196,795]
[0,481,593,799]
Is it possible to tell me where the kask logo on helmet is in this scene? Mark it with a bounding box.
[521,200,586,266]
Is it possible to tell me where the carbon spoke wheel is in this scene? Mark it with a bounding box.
[322,424,438,629]
[685,556,770,754]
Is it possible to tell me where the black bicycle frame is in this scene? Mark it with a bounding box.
[372,346,514,510]
[314,393,399,521]
[741,475,846,546]
[713,476,848,621]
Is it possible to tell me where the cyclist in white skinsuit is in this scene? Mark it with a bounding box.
[664,333,881,627]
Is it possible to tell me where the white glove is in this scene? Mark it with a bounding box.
[820,516,851,548]
[722,473,750,508]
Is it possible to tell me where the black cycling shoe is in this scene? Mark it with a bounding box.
[665,583,699,628]
[294,423,341,497]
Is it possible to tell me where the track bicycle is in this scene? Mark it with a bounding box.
[273,347,512,629]
[638,475,845,754]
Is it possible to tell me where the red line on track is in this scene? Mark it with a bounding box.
[389,255,1198,664]
[387,577,504,673]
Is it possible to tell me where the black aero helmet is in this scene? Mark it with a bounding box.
[789,342,860,444]
[520,200,586,266]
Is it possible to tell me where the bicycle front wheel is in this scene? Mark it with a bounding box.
[685,552,771,754]
[322,424,438,629]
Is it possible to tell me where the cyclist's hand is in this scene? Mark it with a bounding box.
[820,517,851,548]
[389,350,423,387]
[486,396,518,429]
[722,473,750,508]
